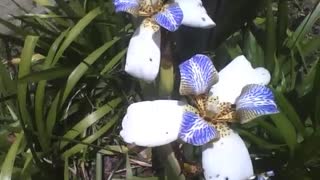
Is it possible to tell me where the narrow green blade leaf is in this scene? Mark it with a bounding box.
[52,7,102,65]
[0,132,24,180]
[60,98,122,149]
[46,37,120,136]
[126,153,133,178]
[20,152,33,180]
[35,30,69,151]
[64,156,69,180]
[100,48,127,75]
[61,37,120,105]
[19,67,72,83]
[18,36,39,130]
[62,114,119,158]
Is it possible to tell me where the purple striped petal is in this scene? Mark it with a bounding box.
[236,84,279,123]
[179,111,219,146]
[113,0,139,15]
[153,3,183,32]
[179,54,218,96]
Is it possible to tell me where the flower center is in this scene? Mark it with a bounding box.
[192,95,237,124]
[138,0,163,16]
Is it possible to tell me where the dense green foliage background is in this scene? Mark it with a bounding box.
[0,0,319,179]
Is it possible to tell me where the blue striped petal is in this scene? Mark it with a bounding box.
[235,84,279,123]
[179,54,218,96]
[179,111,219,146]
[113,0,139,15]
[153,3,183,32]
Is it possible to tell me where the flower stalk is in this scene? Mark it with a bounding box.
[156,29,185,179]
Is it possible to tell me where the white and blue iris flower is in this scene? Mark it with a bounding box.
[113,0,216,82]
[120,55,279,180]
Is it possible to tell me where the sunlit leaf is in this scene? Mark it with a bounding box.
[17,36,39,130]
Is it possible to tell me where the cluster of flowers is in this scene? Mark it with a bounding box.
[113,0,279,179]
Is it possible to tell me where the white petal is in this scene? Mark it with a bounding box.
[174,0,215,28]
[125,20,161,82]
[210,55,271,103]
[202,130,253,180]
[120,100,186,147]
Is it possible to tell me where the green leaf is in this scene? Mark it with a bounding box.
[61,37,120,106]
[237,129,285,150]
[100,48,127,75]
[20,153,33,180]
[0,132,24,180]
[243,30,264,67]
[256,120,284,142]
[61,114,119,158]
[274,91,306,137]
[60,98,122,149]
[52,7,102,65]
[19,67,73,83]
[64,155,69,180]
[271,55,281,86]
[126,153,133,178]
[270,113,297,156]
[295,59,319,97]
[35,30,69,151]
[17,36,39,130]
[98,145,128,155]
[33,0,55,6]
[46,37,120,136]
[300,36,320,57]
